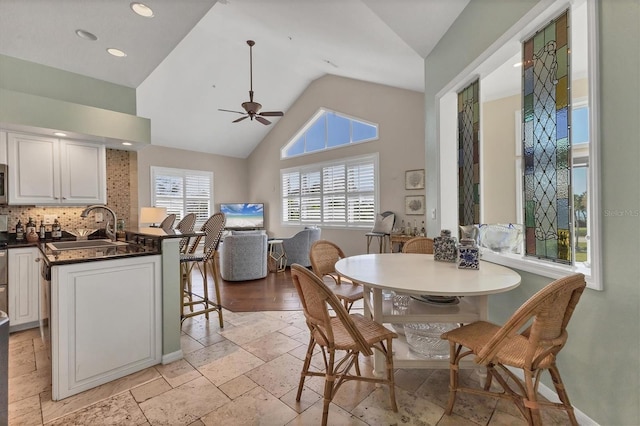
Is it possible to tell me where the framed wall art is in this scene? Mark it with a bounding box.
[405,169,425,190]
[405,195,425,215]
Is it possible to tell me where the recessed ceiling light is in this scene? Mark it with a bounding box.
[130,2,154,17]
[107,48,127,58]
[75,29,98,41]
[53,132,67,137]
[122,142,132,146]
[513,62,523,68]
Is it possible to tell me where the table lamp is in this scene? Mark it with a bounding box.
[140,207,167,227]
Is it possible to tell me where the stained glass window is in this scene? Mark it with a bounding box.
[458,79,480,226]
[522,10,571,263]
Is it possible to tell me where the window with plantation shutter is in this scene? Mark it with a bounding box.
[281,153,378,228]
[151,167,213,227]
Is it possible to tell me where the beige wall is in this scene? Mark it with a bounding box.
[481,94,519,223]
[247,74,425,256]
[136,145,248,225]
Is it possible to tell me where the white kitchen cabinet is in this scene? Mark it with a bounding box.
[7,132,106,205]
[51,255,162,400]
[8,246,40,331]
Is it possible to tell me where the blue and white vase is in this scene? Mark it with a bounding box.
[434,229,457,262]
[458,238,479,269]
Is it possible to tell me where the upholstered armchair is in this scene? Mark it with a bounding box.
[281,227,321,267]
[219,231,268,281]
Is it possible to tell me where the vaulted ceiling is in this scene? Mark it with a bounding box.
[0,0,471,158]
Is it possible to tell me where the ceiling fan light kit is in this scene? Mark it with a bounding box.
[219,40,284,125]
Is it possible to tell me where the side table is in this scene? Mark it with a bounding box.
[267,239,287,272]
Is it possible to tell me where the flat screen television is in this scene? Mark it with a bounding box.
[219,203,264,229]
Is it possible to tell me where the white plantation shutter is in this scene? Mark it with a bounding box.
[151,167,213,227]
[281,153,378,227]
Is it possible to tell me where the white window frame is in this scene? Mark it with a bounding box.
[150,166,213,228]
[280,153,379,228]
[435,0,602,290]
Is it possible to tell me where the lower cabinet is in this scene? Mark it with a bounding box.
[8,247,40,331]
[51,255,161,400]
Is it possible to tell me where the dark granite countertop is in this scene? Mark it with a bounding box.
[42,242,159,266]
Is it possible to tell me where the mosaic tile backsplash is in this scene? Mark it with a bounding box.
[0,149,136,233]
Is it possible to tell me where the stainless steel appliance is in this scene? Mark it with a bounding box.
[0,249,7,315]
[0,310,8,426]
[0,164,7,205]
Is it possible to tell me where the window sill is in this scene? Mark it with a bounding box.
[480,249,600,290]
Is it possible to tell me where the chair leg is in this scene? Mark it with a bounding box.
[297,336,316,401]
[211,252,224,328]
[548,363,579,425]
[523,369,541,426]
[385,337,398,412]
[321,350,336,426]
[202,260,210,320]
[445,341,459,415]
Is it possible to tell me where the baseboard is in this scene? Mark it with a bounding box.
[506,366,599,425]
[161,349,183,364]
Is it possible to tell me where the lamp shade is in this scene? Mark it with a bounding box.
[140,207,167,225]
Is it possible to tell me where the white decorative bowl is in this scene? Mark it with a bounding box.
[404,322,457,359]
[477,223,523,253]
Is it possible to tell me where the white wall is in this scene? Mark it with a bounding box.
[246,74,425,256]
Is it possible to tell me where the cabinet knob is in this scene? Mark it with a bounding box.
[35,258,41,262]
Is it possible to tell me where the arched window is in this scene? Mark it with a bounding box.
[281,108,378,159]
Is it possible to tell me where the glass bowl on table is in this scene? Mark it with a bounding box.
[404,322,457,359]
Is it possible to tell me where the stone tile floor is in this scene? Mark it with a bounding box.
[7,307,570,425]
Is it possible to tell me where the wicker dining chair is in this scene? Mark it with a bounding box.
[401,236,434,254]
[180,212,226,327]
[290,264,398,426]
[159,213,176,230]
[174,213,196,254]
[441,273,586,426]
[309,240,363,312]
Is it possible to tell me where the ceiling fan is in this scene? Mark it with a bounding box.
[219,40,284,125]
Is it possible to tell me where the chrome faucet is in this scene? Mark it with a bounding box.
[80,205,117,241]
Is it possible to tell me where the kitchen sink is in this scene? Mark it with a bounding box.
[46,239,127,251]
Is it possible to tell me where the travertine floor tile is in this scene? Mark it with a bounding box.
[200,386,297,426]
[219,317,291,345]
[217,374,257,400]
[244,353,303,399]
[8,394,42,426]
[8,366,51,404]
[198,347,264,387]
[183,339,240,369]
[180,334,204,354]
[46,391,146,426]
[289,399,368,426]
[130,377,172,403]
[155,359,202,388]
[279,385,321,414]
[139,376,229,426]
[40,367,160,423]
[241,331,302,362]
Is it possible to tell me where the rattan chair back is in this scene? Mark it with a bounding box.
[159,214,176,230]
[309,240,345,280]
[186,212,226,261]
[401,237,434,254]
[175,213,196,253]
[291,264,371,355]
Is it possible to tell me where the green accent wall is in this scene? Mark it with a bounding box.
[425,0,640,424]
[0,54,136,114]
[0,55,150,145]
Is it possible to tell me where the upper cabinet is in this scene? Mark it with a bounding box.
[7,132,106,205]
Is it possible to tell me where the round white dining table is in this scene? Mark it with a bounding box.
[334,253,521,371]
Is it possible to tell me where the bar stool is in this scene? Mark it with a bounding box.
[180,212,226,327]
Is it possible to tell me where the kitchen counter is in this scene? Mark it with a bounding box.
[42,242,158,266]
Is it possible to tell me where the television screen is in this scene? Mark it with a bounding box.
[220,203,264,229]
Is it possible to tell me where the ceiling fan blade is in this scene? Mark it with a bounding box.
[219,108,246,115]
[255,116,271,125]
[259,111,284,117]
[233,115,249,123]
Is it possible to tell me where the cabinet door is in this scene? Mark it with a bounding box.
[8,247,40,328]
[7,133,60,205]
[60,140,106,204]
